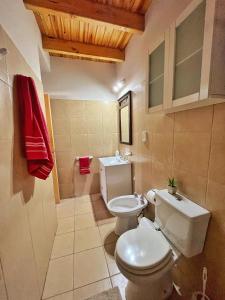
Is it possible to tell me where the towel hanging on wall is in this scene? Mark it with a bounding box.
[79,156,91,175]
[16,74,54,180]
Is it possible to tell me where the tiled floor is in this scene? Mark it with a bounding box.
[42,195,127,300]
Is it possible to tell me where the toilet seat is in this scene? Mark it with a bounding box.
[115,227,173,275]
[116,251,174,276]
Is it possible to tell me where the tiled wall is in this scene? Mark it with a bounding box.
[120,89,225,299]
[51,99,118,198]
[0,27,57,300]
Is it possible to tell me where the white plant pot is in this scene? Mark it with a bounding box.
[168,186,177,195]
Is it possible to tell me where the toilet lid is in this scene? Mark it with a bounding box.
[116,227,171,270]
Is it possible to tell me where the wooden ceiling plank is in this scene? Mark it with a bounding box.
[24,0,144,33]
[42,36,125,62]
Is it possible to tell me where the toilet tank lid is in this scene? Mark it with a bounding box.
[156,190,210,220]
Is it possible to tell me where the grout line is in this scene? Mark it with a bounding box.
[74,275,111,291]
[50,253,74,261]
[171,113,176,178]
[204,105,215,205]
[56,230,74,236]
[73,232,75,294]
[43,288,74,300]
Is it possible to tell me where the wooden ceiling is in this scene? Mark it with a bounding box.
[24,0,151,63]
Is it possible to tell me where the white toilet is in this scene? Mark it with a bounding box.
[115,189,211,300]
[107,194,148,235]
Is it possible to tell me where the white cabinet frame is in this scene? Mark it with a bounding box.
[146,31,170,113]
[166,0,216,109]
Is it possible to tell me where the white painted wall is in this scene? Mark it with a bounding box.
[42,56,117,101]
[0,0,50,79]
[116,0,192,97]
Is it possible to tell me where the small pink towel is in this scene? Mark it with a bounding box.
[79,157,90,175]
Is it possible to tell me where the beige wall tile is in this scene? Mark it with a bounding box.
[55,135,71,151]
[173,168,207,206]
[87,117,103,134]
[0,80,12,139]
[73,169,100,196]
[55,151,74,169]
[174,106,213,133]
[88,134,104,157]
[71,134,89,156]
[148,112,174,134]
[151,160,172,189]
[211,103,225,131]
[67,100,86,118]
[84,101,102,119]
[208,131,225,185]
[58,167,74,185]
[52,118,70,136]
[59,184,74,199]
[173,132,211,177]
[151,133,173,165]
[51,100,70,120]
[70,117,87,134]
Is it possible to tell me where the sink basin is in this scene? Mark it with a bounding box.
[98,156,129,166]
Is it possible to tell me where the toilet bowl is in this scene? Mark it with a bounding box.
[115,219,177,300]
[107,195,148,235]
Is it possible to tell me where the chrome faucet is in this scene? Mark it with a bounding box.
[134,192,145,205]
[134,192,139,198]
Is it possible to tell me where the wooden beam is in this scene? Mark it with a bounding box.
[24,0,145,33]
[42,36,125,62]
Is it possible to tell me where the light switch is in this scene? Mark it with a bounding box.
[141,130,148,143]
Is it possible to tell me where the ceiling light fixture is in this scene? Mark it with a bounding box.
[113,79,126,93]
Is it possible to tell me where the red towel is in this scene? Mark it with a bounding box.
[79,157,90,175]
[16,74,54,180]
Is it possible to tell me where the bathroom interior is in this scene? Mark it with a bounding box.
[0,0,225,299]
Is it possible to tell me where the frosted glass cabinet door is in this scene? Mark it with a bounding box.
[147,40,166,111]
[167,0,207,108]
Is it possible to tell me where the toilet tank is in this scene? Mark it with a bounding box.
[155,190,210,257]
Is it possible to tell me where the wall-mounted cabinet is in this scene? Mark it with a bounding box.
[147,0,225,113]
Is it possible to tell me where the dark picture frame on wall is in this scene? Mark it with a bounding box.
[118,91,132,145]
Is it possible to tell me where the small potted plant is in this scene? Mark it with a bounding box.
[168,177,177,195]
